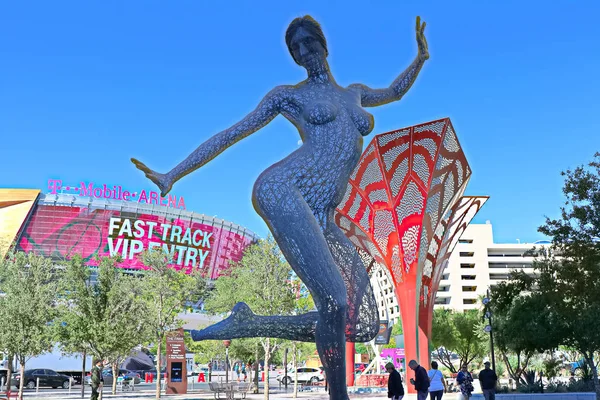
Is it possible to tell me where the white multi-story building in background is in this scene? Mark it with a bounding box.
[371,222,551,323]
[436,222,550,311]
[371,265,401,325]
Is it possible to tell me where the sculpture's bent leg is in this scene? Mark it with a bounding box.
[323,218,380,342]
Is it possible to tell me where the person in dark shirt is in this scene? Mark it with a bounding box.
[386,362,405,400]
[479,361,498,400]
[90,359,104,400]
[408,360,429,400]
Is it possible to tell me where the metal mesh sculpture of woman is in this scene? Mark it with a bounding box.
[132,15,429,399]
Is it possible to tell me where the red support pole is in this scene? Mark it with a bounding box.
[345,342,355,387]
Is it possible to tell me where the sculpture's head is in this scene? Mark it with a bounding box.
[286,15,328,71]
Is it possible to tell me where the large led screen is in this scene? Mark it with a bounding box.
[17,204,255,279]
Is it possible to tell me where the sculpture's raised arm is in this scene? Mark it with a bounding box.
[349,16,429,108]
[132,86,285,196]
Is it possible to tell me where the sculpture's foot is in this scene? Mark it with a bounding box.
[191,302,256,341]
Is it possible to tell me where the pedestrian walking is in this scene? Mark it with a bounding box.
[386,362,405,400]
[408,360,430,400]
[428,361,447,400]
[233,362,240,382]
[456,364,474,400]
[479,361,498,400]
[242,363,247,382]
[90,359,104,400]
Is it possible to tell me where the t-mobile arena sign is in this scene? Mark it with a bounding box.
[47,179,186,209]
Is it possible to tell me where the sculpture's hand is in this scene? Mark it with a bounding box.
[416,16,429,61]
[131,158,173,197]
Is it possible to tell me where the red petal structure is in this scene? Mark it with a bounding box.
[335,118,488,377]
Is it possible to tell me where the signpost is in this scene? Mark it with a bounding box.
[374,321,392,345]
[166,329,187,395]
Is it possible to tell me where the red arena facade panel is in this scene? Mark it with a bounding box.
[335,118,487,381]
[8,191,257,280]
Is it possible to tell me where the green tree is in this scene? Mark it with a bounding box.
[490,272,559,385]
[56,255,95,399]
[383,321,403,349]
[140,249,206,399]
[203,237,297,399]
[0,252,62,400]
[431,309,487,373]
[491,153,600,398]
[58,256,147,395]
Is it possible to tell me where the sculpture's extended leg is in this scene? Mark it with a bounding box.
[191,302,318,342]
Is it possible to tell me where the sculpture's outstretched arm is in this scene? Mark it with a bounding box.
[132,86,286,196]
[349,16,429,108]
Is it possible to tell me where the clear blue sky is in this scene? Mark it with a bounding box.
[1,0,599,244]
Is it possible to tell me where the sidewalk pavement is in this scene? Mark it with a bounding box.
[7,390,462,400]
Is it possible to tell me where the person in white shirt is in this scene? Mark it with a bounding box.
[428,361,447,400]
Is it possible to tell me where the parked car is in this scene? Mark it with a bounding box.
[276,367,324,384]
[84,369,141,386]
[11,369,71,389]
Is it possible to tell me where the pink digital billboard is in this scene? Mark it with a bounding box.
[17,204,255,279]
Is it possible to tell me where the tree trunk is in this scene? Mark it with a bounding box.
[254,345,259,394]
[437,348,457,373]
[292,342,298,399]
[18,359,25,400]
[81,351,86,399]
[111,361,118,395]
[585,356,600,400]
[156,339,162,399]
[263,338,270,400]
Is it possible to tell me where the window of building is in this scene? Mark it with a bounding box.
[460,252,475,257]
[461,263,475,269]
[438,285,450,292]
[487,251,523,257]
[435,297,450,305]
[442,273,450,280]
[462,286,477,292]
[463,299,477,305]
[461,275,476,280]
[488,262,533,269]
[459,239,474,244]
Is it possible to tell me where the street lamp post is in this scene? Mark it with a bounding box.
[223,340,231,384]
[284,348,288,390]
[483,290,496,373]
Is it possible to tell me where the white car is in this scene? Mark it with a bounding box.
[276,367,324,384]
